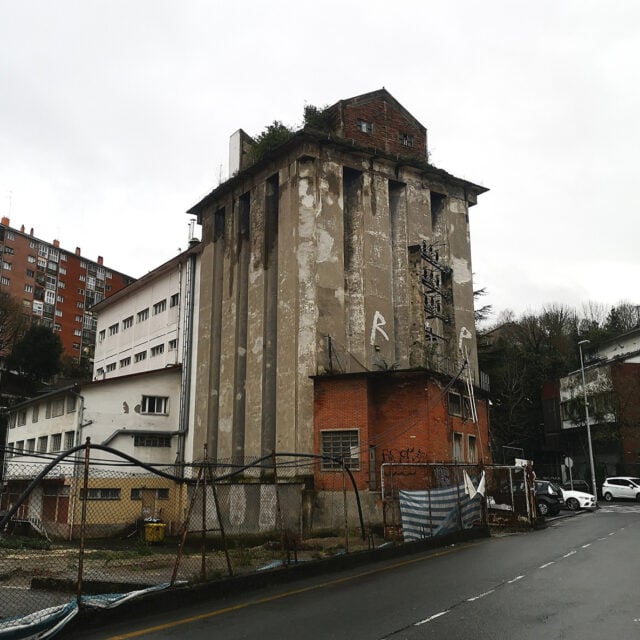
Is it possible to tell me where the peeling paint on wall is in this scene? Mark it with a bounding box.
[316,228,335,263]
[452,256,472,284]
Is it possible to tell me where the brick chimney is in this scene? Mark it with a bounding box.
[75,247,81,256]
[97,256,104,265]
[1,216,9,226]
[20,225,25,233]
[53,239,60,248]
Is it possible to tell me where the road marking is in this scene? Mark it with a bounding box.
[581,543,591,548]
[539,562,555,569]
[415,611,449,626]
[608,532,616,536]
[562,550,576,558]
[598,537,608,541]
[467,589,494,602]
[508,575,525,584]
[102,542,481,639]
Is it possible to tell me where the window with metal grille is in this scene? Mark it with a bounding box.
[134,434,171,447]
[65,431,75,449]
[80,488,121,500]
[320,430,360,470]
[51,433,62,452]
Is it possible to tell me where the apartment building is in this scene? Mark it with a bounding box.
[2,243,201,538]
[543,327,640,481]
[0,217,134,364]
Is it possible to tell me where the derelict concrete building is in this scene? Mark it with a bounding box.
[188,89,489,477]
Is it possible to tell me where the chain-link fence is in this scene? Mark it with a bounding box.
[381,462,537,538]
[0,441,378,635]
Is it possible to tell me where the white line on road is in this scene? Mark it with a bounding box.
[562,550,577,558]
[581,543,591,548]
[598,537,608,541]
[415,611,449,626]
[508,575,525,584]
[539,562,555,568]
[467,589,495,602]
[609,532,616,536]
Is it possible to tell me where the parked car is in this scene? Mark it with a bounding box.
[562,480,592,494]
[535,480,563,516]
[559,487,596,511]
[601,477,640,502]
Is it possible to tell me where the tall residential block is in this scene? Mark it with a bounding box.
[0,217,134,364]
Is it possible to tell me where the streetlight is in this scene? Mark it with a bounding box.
[578,339,598,504]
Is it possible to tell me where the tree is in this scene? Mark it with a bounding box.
[0,292,24,357]
[7,325,63,383]
[605,301,640,335]
[473,287,493,323]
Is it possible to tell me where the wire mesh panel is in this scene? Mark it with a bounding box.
[0,445,374,635]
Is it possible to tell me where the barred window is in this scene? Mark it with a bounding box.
[134,434,171,447]
[64,431,75,449]
[320,429,360,470]
[80,488,121,500]
[51,433,62,452]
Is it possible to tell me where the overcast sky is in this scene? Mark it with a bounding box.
[1,1,638,322]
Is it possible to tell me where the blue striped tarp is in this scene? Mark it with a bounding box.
[399,484,482,541]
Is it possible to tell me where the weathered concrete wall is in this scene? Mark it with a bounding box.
[193,138,485,469]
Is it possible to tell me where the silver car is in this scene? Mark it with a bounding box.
[601,477,640,502]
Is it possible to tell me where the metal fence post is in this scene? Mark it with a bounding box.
[76,437,91,605]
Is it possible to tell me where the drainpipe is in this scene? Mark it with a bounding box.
[176,250,196,474]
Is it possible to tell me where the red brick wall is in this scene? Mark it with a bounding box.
[611,363,640,466]
[314,372,490,491]
[341,97,427,160]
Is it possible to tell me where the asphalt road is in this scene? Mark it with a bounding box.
[67,503,640,640]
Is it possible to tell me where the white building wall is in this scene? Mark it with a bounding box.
[5,369,182,474]
[92,264,186,380]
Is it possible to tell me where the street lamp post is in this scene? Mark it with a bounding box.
[578,339,598,504]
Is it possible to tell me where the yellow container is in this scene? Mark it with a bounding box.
[143,522,165,543]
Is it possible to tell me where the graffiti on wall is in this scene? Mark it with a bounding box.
[370,310,389,345]
[381,448,429,464]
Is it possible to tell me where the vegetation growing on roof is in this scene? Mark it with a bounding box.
[247,120,294,165]
[303,104,333,131]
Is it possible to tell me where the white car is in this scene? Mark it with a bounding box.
[559,487,596,511]
[601,477,640,502]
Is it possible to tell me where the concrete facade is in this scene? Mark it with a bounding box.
[189,90,489,482]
